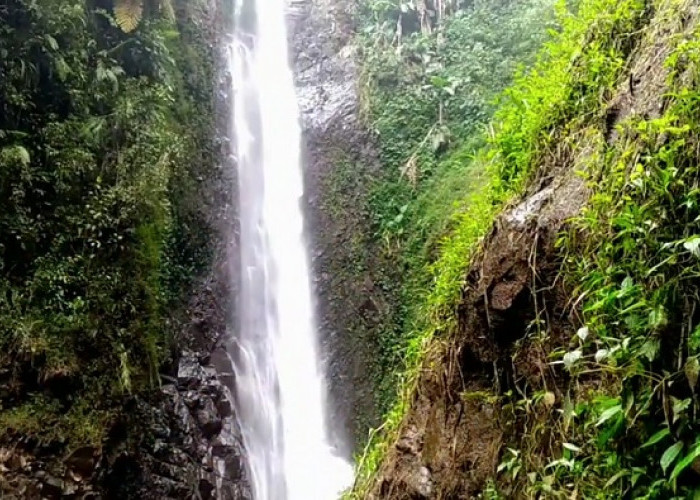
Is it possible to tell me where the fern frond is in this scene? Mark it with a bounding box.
[114,0,143,33]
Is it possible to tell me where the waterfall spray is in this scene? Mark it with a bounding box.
[225,0,353,498]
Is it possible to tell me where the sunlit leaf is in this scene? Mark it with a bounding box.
[640,338,660,362]
[604,470,629,488]
[670,443,700,481]
[672,397,691,423]
[563,442,580,452]
[649,306,668,330]
[684,236,700,257]
[160,0,175,22]
[563,349,582,369]
[45,34,58,50]
[576,326,589,341]
[115,0,143,33]
[596,404,622,427]
[2,145,31,166]
[543,391,556,407]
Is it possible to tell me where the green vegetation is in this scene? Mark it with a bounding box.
[348,0,679,495]
[0,0,216,446]
[516,2,700,496]
[345,0,559,490]
[352,0,558,418]
[7,0,700,496]
[353,0,700,496]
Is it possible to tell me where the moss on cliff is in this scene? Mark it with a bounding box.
[341,0,559,486]
[343,0,559,424]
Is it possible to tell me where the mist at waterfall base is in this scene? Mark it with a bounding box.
[225,0,354,498]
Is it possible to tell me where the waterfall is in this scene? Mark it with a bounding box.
[225,0,353,498]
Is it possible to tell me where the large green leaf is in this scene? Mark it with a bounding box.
[641,427,670,449]
[661,442,684,474]
[670,443,700,481]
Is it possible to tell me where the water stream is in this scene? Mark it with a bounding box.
[225,0,353,498]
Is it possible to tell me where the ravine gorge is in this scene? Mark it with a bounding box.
[2,1,700,499]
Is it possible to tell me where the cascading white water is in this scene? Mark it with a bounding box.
[226,0,353,498]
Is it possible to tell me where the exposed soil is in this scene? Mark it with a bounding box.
[369,167,589,499]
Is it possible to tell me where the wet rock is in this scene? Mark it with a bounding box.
[199,477,216,499]
[6,452,26,470]
[160,383,178,398]
[151,439,169,457]
[506,185,554,227]
[183,389,202,409]
[197,408,223,439]
[417,466,433,497]
[65,446,98,479]
[211,419,239,456]
[216,394,233,417]
[178,354,206,389]
[151,421,171,440]
[396,425,421,455]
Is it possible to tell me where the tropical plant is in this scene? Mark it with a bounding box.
[114,0,144,32]
[114,0,175,32]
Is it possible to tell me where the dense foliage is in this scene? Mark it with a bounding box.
[353,0,700,497]
[350,0,558,416]
[533,1,700,496]
[0,0,215,444]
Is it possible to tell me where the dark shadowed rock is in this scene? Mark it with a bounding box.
[65,447,98,479]
[197,399,223,438]
[199,477,216,499]
[216,394,233,418]
[40,475,64,498]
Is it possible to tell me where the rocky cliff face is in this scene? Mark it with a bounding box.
[287,0,388,449]
[0,284,251,500]
[0,256,251,500]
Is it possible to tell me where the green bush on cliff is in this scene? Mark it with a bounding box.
[517,4,700,496]
[351,0,652,494]
[352,0,558,420]
[0,0,215,445]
